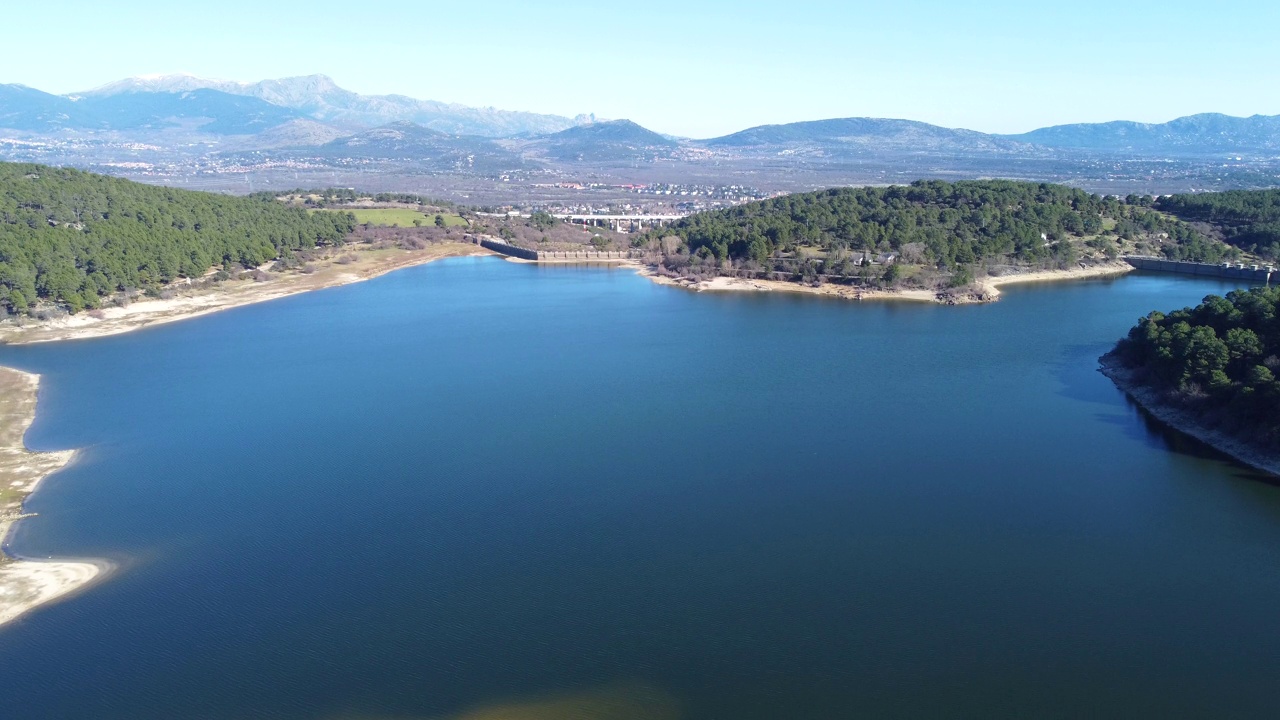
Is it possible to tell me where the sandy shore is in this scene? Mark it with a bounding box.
[631,264,937,302]
[0,561,104,627]
[1099,353,1280,477]
[647,273,939,302]
[627,261,1133,304]
[0,242,491,346]
[979,261,1134,300]
[0,367,104,628]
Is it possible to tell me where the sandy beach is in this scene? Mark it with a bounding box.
[0,367,104,628]
[0,561,104,627]
[0,241,491,346]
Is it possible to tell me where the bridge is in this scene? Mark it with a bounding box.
[552,214,685,232]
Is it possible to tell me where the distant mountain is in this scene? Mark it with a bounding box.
[523,120,678,162]
[1,84,304,135]
[0,84,87,131]
[1004,113,1280,156]
[298,121,527,173]
[8,73,1280,179]
[77,73,242,96]
[704,118,1037,156]
[250,118,349,148]
[79,74,585,137]
[81,89,304,134]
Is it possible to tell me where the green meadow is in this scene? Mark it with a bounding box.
[317,208,468,228]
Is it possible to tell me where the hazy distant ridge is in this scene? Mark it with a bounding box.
[1002,113,1280,155]
[704,117,1039,155]
[76,74,585,137]
[4,74,1280,169]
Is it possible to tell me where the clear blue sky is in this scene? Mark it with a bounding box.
[8,0,1279,138]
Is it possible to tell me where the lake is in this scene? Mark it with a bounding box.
[2,257,1278,719]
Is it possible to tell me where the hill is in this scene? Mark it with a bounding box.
[301,121,526,172]
[1006,113,1280,156]
[703,118,1037,156]
[1157,189,1280,259]
[526,120,677,162]
[250,118,349,148]
[643,180,1231,272]
[0,162,354,313]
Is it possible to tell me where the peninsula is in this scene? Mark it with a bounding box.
[624,180,1246,302]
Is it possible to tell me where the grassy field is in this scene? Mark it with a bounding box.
[316,208,469,228]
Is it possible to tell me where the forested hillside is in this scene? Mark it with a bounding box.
[1157,190,1280,260]
[645,180,1231,270]
[1107,287,1280,453]
[0,163,354,313]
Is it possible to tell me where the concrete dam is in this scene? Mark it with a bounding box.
[1123,256,1275,284]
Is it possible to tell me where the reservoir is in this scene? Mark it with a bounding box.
[1,257,1278,718]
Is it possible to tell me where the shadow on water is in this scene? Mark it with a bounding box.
[1118,393,1280,486]
[1051,342,1279,487]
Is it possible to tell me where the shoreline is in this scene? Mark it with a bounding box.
[979,261,1134,300]
[626,259,1134,304]
[1,250,1134,348]
[0,242,492,346]
[1099,353,1280,478]
[641,270,939,302]
[0,366,105,628]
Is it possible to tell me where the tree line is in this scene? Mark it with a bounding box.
[255,188,458,210]
[640,180,1236,272]
[1156,190,1280,260]
[0,163,355,314]
[1110,286,1280,452]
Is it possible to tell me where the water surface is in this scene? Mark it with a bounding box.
[1,259,1277,719]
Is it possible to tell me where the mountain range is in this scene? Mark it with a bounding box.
[707,117,1040,156]
[2,74,1280,170]
[1,74,587,137]
[78,73,593,136]
[1005,114,1280,154]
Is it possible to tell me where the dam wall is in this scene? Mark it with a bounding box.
[1123,256,1274,284]
[478,239,538,260]
[478,238,638,262]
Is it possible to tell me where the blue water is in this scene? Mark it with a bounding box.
[2,257,1278,719]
